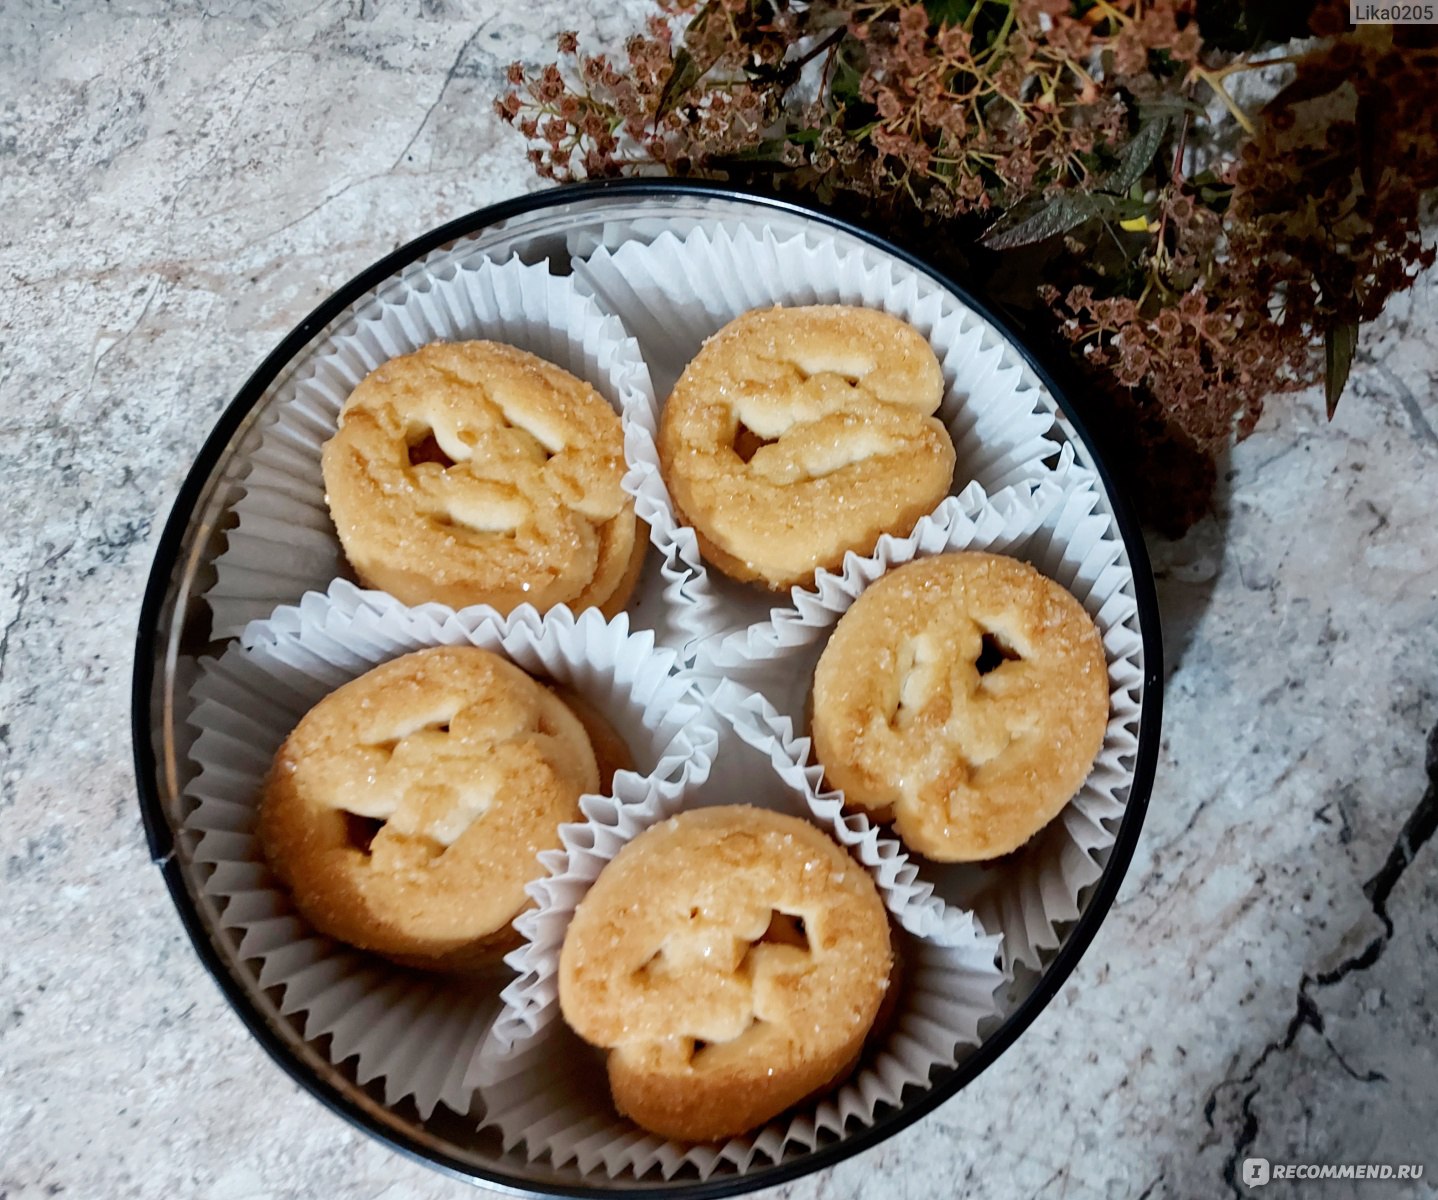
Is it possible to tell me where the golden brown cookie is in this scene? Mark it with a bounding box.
[259,645,623,973]
[322,341,641,616]
[658,306,955,591]
[559,806,893,1142]
[811,552,1109,863]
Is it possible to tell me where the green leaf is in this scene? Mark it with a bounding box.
[1325,322,1358,420]
[830,48,863,107]
[1137,95,1211,121]
[924,0,973,25]
[980,192,1110,249]
[656,0,736,121]
[1196,0,1314,52]
[1113,196,1151,221]
[655,47,708,121]
[1103,115,1171,195]
[1261,68,1345,116]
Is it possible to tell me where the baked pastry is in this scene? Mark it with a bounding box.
[811,552,1109,862]
[322,340,642,616]
[259,645,624,972]
[657,305,955,591]
[559,806,892,1142]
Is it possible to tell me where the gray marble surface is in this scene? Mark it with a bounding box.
[3,3,1436,1198]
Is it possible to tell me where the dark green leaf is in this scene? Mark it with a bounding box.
[981,192,1109,249]
[1261,67,1345,116]
[924,0,972,25]
[1103,115,1171,195]
[1197,0,1317,53]
[1325,321,1358,420]
[1356,91,1382,198]
[1113,196,1151,220]
[1137,96,1211,120]
[656,47,708,121]
[830,47,863,107]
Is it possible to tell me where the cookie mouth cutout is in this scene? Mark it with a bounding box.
[731,422,775,464]
[407,430,457,471]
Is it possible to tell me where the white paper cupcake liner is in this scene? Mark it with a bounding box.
[467,702,1004,1180]
[573,223,1063,651]
[182,580,713,1120]
[471,936,1002,1182]
[694,452,1143,973]
[473,700,795,1063]
[202,250,688,644]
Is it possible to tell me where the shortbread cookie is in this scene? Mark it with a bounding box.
[322,341,641,615]
[559,806,892,1142]
[658,306,954,590]
[811,552,1109,862]
[259,646,621,972]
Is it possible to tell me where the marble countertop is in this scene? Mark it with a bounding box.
[3,3,1436,1198]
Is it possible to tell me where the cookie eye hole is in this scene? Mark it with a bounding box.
[344,812,386,855]
[733,422,777,464]
[408,430,456,470]
[757,909,810,953]
[976,632,1021,676]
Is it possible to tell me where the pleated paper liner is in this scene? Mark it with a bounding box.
[572,222,1064,653]
[695,454,1144,973]
[200,250,693,646]
[182,581,714,1120]
[468,701,1005,1181]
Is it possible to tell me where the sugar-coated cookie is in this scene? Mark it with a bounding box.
[260,646,625,972]
[559,806,892,1142]
[322,341,641,615]
[811,552,1109,862]
[658,306,954,590]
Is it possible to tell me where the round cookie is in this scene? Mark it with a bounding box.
[811,552,1109,862]
[259,645,619,973]
[559,806,892,1142]
[657,305,955,591]
[322,340,641,616]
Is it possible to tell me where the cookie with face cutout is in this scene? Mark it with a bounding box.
[811,552,1109,863]
[259,646,626,973]
[321,341,642,616]
[657,306,954,591]
[558,806,893,1142]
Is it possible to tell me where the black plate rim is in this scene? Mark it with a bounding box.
[132,176,1164,1199]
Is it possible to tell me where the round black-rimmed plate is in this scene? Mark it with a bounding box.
[132,179,1162,1197]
